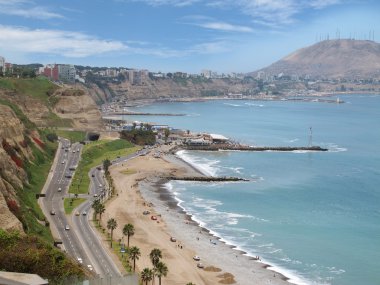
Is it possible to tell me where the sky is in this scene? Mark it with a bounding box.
[0,0,379,73]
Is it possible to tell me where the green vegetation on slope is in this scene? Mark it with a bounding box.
[0,98,36,129]
[0,77,73,127]
[0,77,58,105]
[0,99,57,242]
[55,130,87,142]
[69,139,139,194]
[0,229,86,285]
[120,129,156,145]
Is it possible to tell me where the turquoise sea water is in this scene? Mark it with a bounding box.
[123,95,380,285]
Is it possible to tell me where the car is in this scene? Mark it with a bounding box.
[65,225,70,230]
[58,187,62,192]
[82,211,87,216]
[61,160,65,164]
[91,174,95,177]
[170,237,176,242]
[87,264,93,271]
[99,184,102,187]
[50,210,56,215]
[197,263,204,268]
[75,212,80,216]
[93,193,98,197]
[151,215,157,220]
[77,257,83,264]
[143,210,150,215]
[72,150,76,153]
[193,255,201,261]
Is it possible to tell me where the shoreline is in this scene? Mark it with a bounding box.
[147,152,302,285]
[139,150,296,284]
[106,146,299,284]
[111,91,380,108]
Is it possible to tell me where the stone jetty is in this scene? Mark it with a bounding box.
[164,176,249,182]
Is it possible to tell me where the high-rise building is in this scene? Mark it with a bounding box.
[41,64,76,83]
[58,64,76,83]
[0,56,5,73]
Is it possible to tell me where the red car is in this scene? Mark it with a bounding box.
[151,215,157,220]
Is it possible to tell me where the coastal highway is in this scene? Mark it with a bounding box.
[41,138,120,277]
[42,139,91,265]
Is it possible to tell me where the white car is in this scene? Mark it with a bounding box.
[87,264,93,271]
[77,257,83,264]
[58,187,62,192]
[197,263,204,268]
[193,255,201,261]
[65,225,70,230]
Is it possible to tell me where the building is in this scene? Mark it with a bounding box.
[128,69,147,85]
[208,133,229,144]
[0,56,5,73]
[201,69,212,79]
[42,64,59,81]
[40,64,75,83]
[58,64,75,83]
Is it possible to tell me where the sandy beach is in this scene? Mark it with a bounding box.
[104,145,293,285]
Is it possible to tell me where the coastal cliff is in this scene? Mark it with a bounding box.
[0,105,34,232]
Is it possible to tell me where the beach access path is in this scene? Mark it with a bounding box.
[105,145,293,285]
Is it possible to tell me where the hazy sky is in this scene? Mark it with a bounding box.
[0,0,379,73]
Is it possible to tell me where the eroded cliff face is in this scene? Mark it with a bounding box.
[0,105,36,232]
[53,85,104,130]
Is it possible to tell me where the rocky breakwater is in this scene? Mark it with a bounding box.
[163,176,249,182]
[0,105,36,232]
[184,144,328,152]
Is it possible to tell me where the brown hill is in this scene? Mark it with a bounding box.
[253,39,380,79]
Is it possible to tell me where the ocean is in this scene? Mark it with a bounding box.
[120,95,380,285]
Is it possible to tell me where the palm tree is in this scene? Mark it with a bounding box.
[128,246,141,272]
[155,261,168,285]
[107,218,117,248]
[122,223,135,248]
[186,283,195,285]
[149,248,162,268]
[98,203,105,221]
[141,268,153,285]
[92,199,100,220]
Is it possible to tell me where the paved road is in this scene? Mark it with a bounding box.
[41,138,121,277]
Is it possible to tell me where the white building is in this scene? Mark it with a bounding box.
[58,64,76,83]
[201,69,212,79]
[0,56,5,73]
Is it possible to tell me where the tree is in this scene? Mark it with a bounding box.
[92,199,101,220]
[141,268,153,285]
[163,129,170,143]
[107,218,117,248]
[98,203,105,221]
[186,283,195,285]
[103,159,111,174]
[128,246,141,272]
[122,223,135,248]
[149,248,162,268]
[155,261,168,285]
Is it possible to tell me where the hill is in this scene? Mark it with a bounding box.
[252,39,380,80]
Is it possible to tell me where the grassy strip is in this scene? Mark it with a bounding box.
[56,130,87,142]
[64,198,87,214]
[69,139,140,194]
[94,221,132,272]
